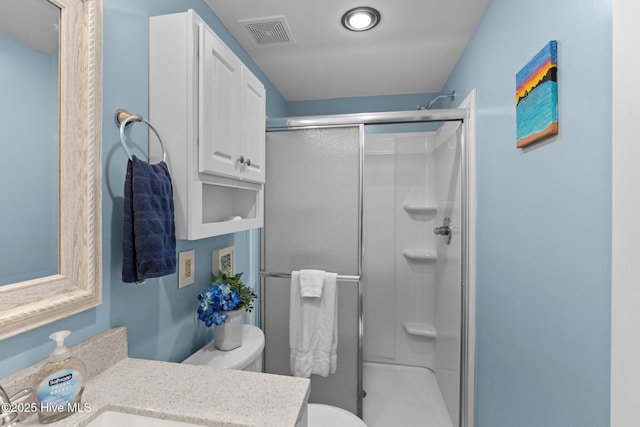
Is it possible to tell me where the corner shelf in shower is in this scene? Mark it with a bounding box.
[403,322,437,339]
[402,203,437,215]
[402,249,437,262]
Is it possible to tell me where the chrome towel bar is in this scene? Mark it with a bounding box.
[260,271,361,282]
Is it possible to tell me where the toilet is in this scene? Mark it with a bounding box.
[307,403,366,427]
[182,324,366,427]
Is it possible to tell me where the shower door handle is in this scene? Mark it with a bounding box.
[433,217,452,245]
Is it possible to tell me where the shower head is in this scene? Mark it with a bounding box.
[417,90,456,110]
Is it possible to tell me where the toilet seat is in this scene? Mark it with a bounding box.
[307,404,367,427]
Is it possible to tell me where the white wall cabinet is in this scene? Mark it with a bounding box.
[149,9,265,240]
[198,25,266,183]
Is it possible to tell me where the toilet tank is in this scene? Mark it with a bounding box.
[182,324,264,372]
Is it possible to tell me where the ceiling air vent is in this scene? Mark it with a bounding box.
[240,16,295,46]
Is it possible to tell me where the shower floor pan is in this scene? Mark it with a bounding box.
[363,361,453,427]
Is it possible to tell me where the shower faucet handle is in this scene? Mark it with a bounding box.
[433,217,453,245]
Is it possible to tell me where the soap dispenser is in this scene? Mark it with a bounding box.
[34,330,86,424]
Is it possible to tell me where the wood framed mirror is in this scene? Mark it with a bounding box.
[0,0,102,339]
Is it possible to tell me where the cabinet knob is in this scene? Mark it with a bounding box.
[236,156,251,167]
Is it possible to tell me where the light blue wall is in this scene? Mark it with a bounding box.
[0,0,287,379]
[287,92,447,116]
[443,1,611,426]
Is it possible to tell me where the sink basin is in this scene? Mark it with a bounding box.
[86,411,206,427]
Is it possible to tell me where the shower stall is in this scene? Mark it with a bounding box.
[261,103,475,427]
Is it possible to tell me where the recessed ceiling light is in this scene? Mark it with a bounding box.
[341,7,381,32]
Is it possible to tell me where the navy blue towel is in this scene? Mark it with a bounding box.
[122,155,176,283]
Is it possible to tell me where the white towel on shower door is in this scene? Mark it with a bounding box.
[289,270,338,377]
[299,269,325,297]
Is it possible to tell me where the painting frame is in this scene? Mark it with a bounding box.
[516,40,558,148]
[212,246,235,276]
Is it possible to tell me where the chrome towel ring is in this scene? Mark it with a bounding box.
[114,109,167,163]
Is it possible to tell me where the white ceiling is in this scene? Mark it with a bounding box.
[205,0,491,101]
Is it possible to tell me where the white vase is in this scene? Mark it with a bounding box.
[214,309,243,351]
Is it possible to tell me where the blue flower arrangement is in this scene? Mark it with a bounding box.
[197,272,256,327]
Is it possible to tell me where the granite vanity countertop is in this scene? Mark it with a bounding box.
[20,357,310,427]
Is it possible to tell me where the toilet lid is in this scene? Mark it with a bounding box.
[307,404,367,427]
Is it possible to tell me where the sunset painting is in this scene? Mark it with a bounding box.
[516,41,558,148]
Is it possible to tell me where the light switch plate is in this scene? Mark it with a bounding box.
[178,250,195,288]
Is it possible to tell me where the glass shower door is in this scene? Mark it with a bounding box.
[262,126,362,416]
[433,121,463,427]
[362,121,464,427]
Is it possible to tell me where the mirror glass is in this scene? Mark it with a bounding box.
[0,0,60,285]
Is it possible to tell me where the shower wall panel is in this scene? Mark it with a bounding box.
[362,139,396,360]
[363,132,438,369]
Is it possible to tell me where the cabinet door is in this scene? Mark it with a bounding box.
[240,68,266,183]
[199,25,242,178]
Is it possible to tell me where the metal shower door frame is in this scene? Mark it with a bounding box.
[263,107,471,426]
